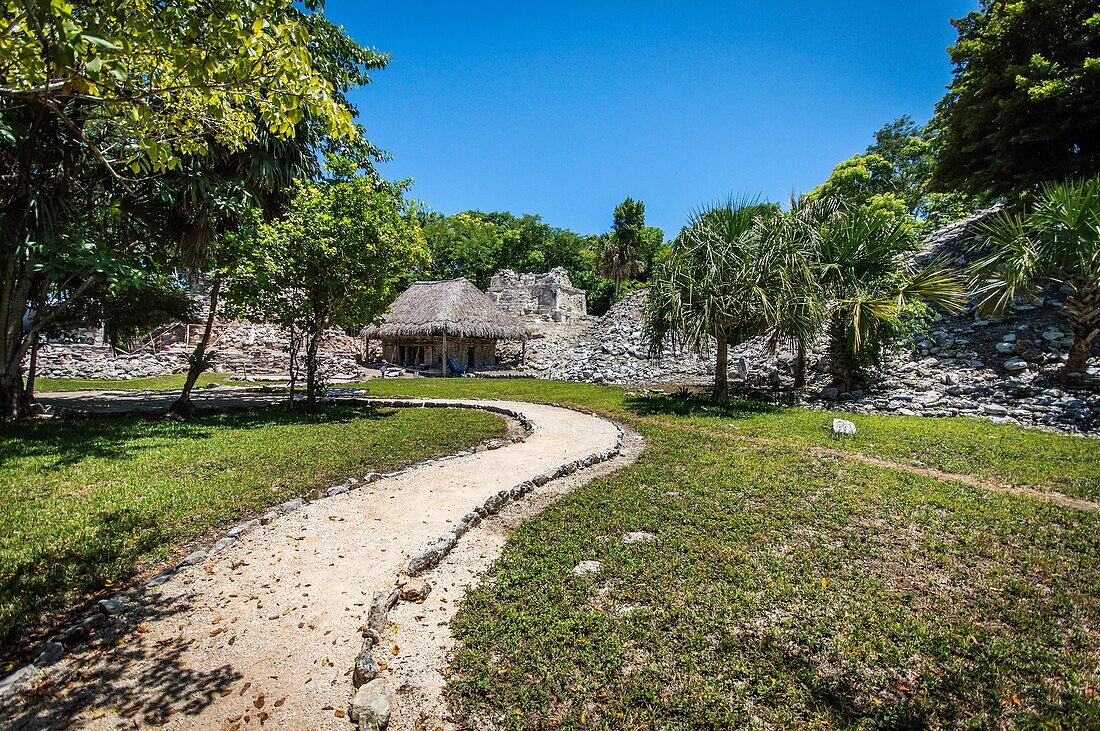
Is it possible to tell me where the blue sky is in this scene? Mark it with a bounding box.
[331,1,978,236]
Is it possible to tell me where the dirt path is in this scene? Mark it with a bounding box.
[2,399,623,731]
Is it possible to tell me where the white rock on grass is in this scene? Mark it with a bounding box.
[831,418,857,436]
[623,532,656,544]
[572,560,602,576]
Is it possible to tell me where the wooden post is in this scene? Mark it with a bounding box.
[442,332,448,377]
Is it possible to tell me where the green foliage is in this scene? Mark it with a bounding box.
[930,0,1100,199]
[645,200,784,402]
[224,176,428,403]
[0,0,377,171]
[973,176,1100,373]
[418,209,623,313]
[41,275,195,349]
[600,197,650,296]
[811,116,979,232]
[789,199,966,388]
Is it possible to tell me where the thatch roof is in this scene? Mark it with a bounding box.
[363,278,529,341]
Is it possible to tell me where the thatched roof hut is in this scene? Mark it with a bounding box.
[363,278,528,371]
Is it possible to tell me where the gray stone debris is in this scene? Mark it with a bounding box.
[36,642,65,665]
[367,589,400,632]
[0,664,37,698]
[349,677,393,730]
[227,519,260,538]
[573,560,602,576]
[98,596,125,615]
[832,418,857,435]
[178,550,209,567]
[623,532,656,544]
[353,641,379,688]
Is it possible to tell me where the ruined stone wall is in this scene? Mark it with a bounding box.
[487,267,588,323]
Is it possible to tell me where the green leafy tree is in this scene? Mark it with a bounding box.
[224,177,428,407]
[0,0,373,418]
[972,177,1100,375]
[422,213,505,289]
[813,206,966,390]
[930,0,1100,199]
[601,198,648,297]
[645,200,783,404]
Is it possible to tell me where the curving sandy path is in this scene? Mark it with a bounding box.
[2,399,622,731]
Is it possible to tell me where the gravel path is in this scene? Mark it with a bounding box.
[2,399,623,731]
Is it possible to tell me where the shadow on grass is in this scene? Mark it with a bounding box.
[0,404,392,469]
[0,404,396,657]
[3,588,243,729]
[624,393,782,420]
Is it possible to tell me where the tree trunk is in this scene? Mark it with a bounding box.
[287,325,300,407]
[793,340,807,389]
[21,330,40,409]
[304,328,321,410]
[1064,290,1099,376]
[713,332,729,405]
[169,277,222,419]
[829,319,855,392]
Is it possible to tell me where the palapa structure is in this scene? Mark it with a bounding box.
[362,278,529,371]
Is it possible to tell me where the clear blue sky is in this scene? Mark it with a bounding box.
[330,1,978,236]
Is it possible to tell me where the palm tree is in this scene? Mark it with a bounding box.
[815,206,967,390]
[600,198,647,297]
[972,177,1100,376]
[645,199,785,404]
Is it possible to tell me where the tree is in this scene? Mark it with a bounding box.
[813,205,966,390]
[929,0,1100,200]
[224,176,428,407]
[972,177,1100,375]
[0,0,370,418]
[601,198,648,297]
[812,117,978,231]
[645,200,783,404]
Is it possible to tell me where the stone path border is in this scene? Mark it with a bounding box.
[343,403,627,730]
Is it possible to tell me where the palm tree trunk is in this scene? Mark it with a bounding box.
[793,340,807,389]
[169,277,221,419]
[828,318,855,392]
[1064,289,1099,376]
[713,333,729,405]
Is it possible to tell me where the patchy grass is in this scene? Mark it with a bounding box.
[357,379,1100,729]
[0,405,504,654]
[33,373,256,393]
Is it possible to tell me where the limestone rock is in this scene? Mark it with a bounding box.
[573,560,602,576]
[349,678,393,730]
[832,418,857,435]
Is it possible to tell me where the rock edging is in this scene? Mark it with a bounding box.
[345,404,627,730]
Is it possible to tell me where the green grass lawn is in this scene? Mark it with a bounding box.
[0,404,504,655]
[33,373,257,393]
[354,378,1100,729]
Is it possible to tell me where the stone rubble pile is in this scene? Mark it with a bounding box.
[32,321,373,383]
[512,290,716,385]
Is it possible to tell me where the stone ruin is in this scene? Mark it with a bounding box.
[487,267,588,323]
